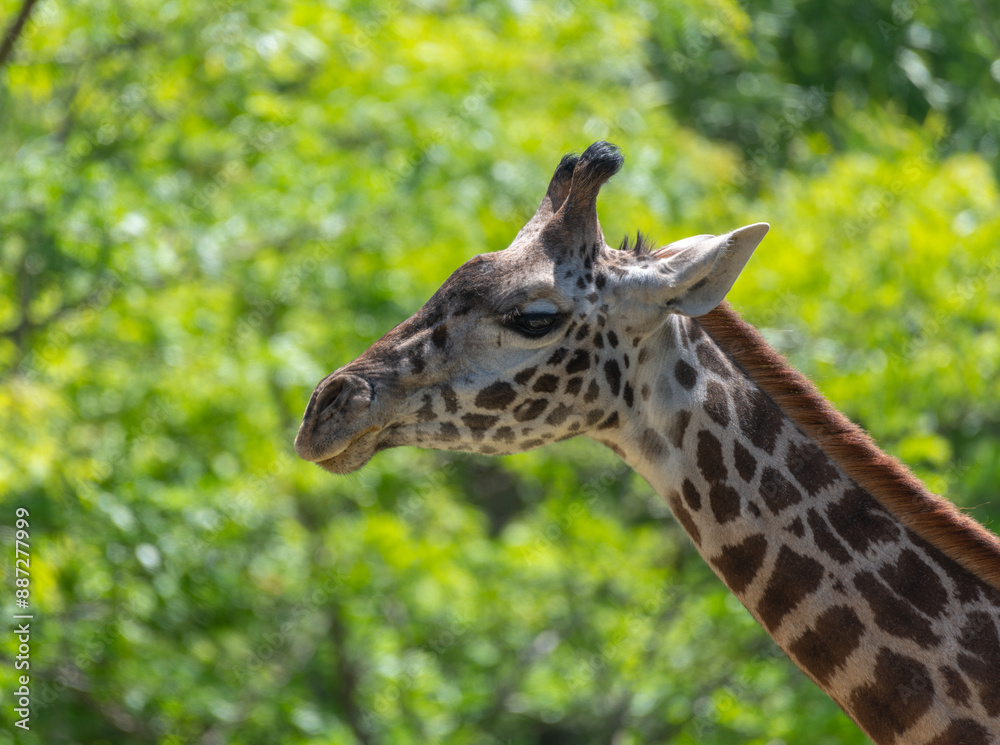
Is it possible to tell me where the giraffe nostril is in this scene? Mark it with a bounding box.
[312,374,374,425]
[316,378,348,420]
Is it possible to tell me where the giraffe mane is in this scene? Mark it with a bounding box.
[618,231,656,254]
[699,301,1000,590]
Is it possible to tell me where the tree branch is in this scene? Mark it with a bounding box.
[0,0,40,70]
[329,602,376,745]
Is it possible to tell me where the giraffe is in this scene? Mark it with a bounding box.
[294,142,1000,744]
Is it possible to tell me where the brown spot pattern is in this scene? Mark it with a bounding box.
[878,548,948,619]
[668,491,702,546]
[514,367,537,385]
[828,486,901,554]
[908,530,1000,606]
[545,403,572,427]
[597,411,620,429]
[566,349,590,374]
[939,665,971,707]
[697,429,728,483]
[441,385,459,414]
[806,508,852,565]
[669,410,691,449]
[604,359,621,397]
[532,374,560,393]
[926,719,991,745]
[759,467,803,515]
[461,413,498,431]
[682,479,702,511]
[546,348,568,366]
[565,377,583,396]
[475,381,517,410]
[514,399,549,422]
[709,483,741,524]
[789,605,864,685]
[786,440,840,496]
[416,395,437,422]
[850,648,934,742]
[957,611,1000,716]
[734,385,783,454]
[786,517,805,537]
[696,342,731,378]
[640,428,666,460]
[703,381,731,427]
[757,545,825,632]
[674,359,698,390]
[492,426,515,443]
[583,380,600,403]
[733,441,757,482]
[853,571,941,648]
[711,533,768,593]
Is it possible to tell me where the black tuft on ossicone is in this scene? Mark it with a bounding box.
[575,141,624,184]
[553,153,580,185]
[579,141,624,173]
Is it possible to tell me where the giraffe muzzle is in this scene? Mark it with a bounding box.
[294,373,379,470]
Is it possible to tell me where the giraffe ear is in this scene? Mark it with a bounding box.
[647,223,770,316]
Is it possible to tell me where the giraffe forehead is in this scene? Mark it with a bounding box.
[426,244,598,315]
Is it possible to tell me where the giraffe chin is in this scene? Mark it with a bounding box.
[313,429,380,474]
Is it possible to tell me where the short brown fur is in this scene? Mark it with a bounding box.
[698,301,1000,589]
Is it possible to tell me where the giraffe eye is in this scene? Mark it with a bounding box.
[504,311,559,336]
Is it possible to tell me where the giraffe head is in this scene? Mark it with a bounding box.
[294,142,769,473]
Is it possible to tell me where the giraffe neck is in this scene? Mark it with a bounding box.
[611,309,1000,745]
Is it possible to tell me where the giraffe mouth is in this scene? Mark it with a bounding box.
[312,426,383,474]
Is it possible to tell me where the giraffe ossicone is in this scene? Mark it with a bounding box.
[295,142,1000,745]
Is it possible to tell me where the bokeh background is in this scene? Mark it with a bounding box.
[2,1,1000,743]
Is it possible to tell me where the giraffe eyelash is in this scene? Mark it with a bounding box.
[500,308,522,326]
[500,308,560,336]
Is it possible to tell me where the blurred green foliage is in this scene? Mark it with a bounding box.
[1,1,999,743]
